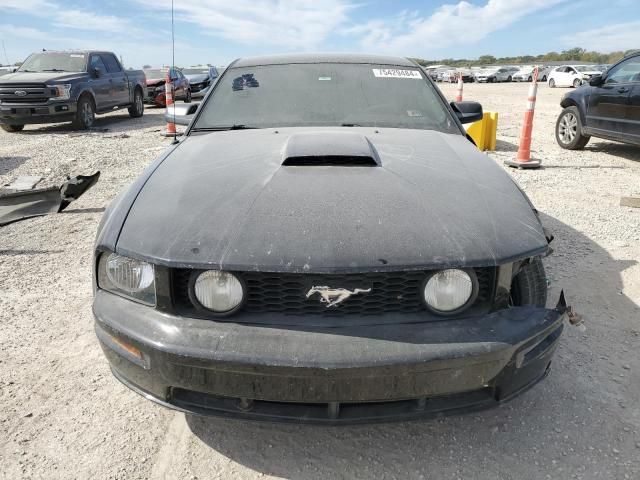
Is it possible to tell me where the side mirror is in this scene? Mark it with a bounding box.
[589,74,604,87]
[451,101,483,124]
[92,67,102,78]
[164,102,199,126]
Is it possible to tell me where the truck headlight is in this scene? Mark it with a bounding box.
[423,269,477,314]
[98,253,156,305]
[48,84,72,100]
[191,271,244,313]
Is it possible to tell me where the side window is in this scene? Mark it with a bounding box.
[102,54,122,73]
[90,55,107,72]
[567,67,576,74]
[605,57,640,84]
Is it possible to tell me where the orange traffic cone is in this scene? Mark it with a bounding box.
[455,73,463,102]
[163,71,182,138]
[505,67,541,169]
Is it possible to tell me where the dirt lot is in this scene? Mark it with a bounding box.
[1,83,639,480]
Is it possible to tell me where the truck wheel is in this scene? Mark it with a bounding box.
[128,88,144,118]
[1,124,25,133]
[184,88,192,103]
[72,95,95,129]
[573,78,582,88]
[556,106,590,150]
[549,78,556,88]
[511,257,547,307]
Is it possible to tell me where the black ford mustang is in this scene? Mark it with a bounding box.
[93,54,567,424]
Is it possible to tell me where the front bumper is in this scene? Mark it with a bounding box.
[145,91,166,107]
[0,102,76,125]
[93,290,565,424]
[191,84,211,99]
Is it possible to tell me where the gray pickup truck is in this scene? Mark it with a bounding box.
[0,50,147,132]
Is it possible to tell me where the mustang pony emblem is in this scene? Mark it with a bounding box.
[306,286,372,307]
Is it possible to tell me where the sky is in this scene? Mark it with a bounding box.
[1,0,639,68]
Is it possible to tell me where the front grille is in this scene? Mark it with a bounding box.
[0,84,50,104]
[172,268,495,317]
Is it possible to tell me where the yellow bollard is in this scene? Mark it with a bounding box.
[467,112,498,151]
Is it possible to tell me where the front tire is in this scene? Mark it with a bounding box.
[528,76,533,82]
[511,257,547,307]
[128,88,144,118]
[184,88,192,103]
[72,95,95,129]
[507,75,512,82]
[573,78,582,88]
[549,78,556,88]
[555,106,590,150]
[1,124,24,133]
[541,75,547,82]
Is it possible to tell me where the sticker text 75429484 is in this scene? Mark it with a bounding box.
[372,68,422,79]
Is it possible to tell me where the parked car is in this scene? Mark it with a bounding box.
[0,50,146,132]
[537,66,553,82]
[489,67,519,82]
[555,52,640,149]
[0,66,17,76]
[94,53,566,424]
[474,67,500,83]
[182,66,220,99]
[440,69,474,83]
[512,67,535,82]
[143,67,191,107]
[513,66,553,82]
[548,65,602,88]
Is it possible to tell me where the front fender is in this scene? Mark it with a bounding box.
[560,90,589,126]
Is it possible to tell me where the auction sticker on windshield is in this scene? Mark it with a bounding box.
[373,68,421,79]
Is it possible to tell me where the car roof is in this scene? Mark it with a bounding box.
[232,53,416,68]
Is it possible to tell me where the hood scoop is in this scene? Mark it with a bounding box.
[282,131,380,167]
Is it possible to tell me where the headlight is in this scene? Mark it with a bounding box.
[423,269,477,314]
[98,253,156,305]
[192,271,244,313]
[48,84,72,100]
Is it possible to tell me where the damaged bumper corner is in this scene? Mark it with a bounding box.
[93,290,571,424]
[0,171,100,227]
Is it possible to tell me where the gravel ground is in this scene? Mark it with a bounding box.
[1,84,639,480]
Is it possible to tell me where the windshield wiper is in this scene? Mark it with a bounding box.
[192,125,260,132]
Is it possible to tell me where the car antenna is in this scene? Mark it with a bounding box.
[170,0,179,145]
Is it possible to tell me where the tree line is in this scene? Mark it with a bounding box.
[413,48,639,67]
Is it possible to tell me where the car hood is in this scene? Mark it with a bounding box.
[0,71,86,83]
[578,70,601,76]
[116,127,548,272]
[185,74,209,83]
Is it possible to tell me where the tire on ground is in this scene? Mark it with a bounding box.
[72,94,95,130]
[555,106,590,150]
[511,256,547,307]
[128,87,144,118]
[1,124,25,133]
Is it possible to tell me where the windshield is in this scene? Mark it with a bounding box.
[193,63,458,133]
[19,53,86,73]
[183,68,210,75]
[144,69,168,79]
[574,66,595,72]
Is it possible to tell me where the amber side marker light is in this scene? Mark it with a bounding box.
[110,335,143,360]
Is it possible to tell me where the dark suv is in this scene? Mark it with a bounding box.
[555,52,640,149]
